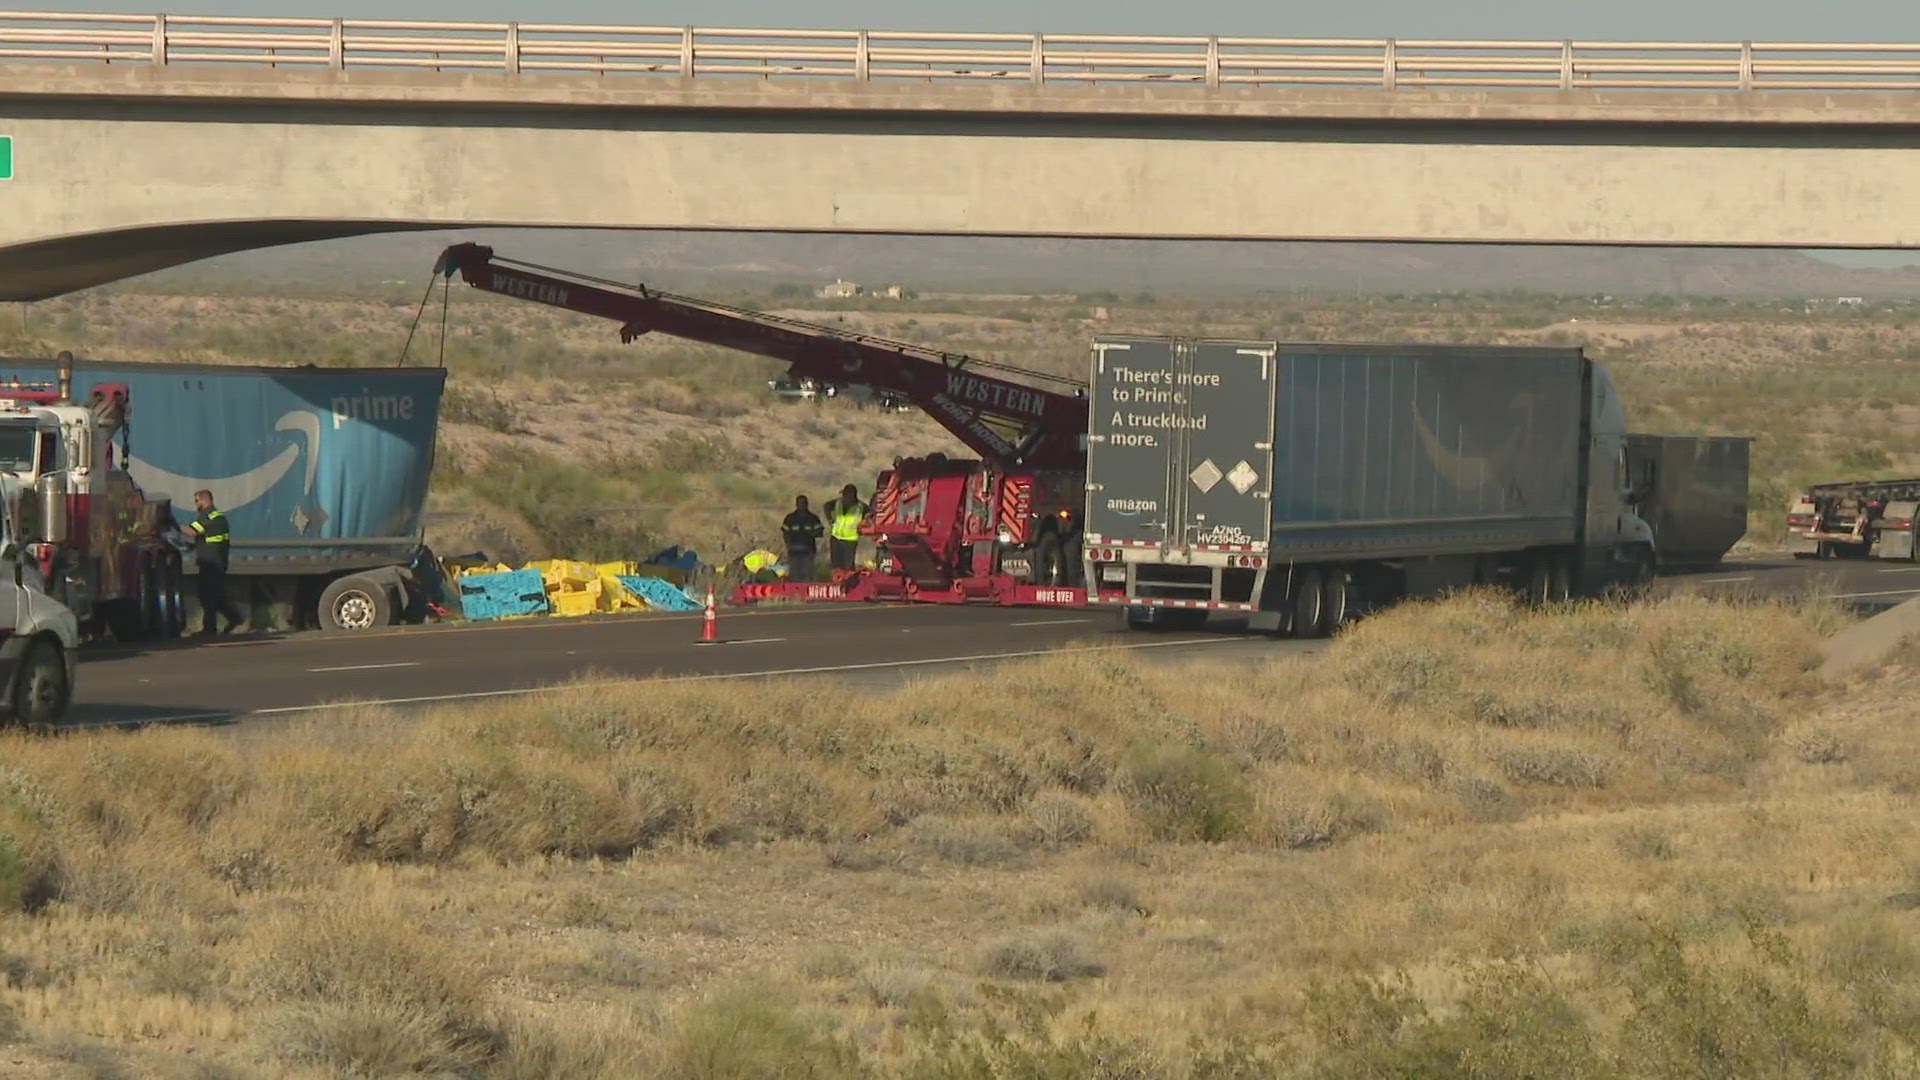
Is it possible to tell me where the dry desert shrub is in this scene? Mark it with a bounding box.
[979,931,1107,983]
[0,590,1872,1075]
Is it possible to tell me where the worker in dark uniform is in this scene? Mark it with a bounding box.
[187,489,243,636]
[824,483,868,573]
[781,495,824,581]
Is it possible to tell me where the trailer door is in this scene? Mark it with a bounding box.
[1086,337,1178,548]
[1178,341,1276,550]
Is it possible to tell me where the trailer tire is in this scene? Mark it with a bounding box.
[319,575,392,632]
[107,553,170,642]
[1034,534,1067,587]
[1525,555,1572,606]
[1292,565,1328,638]
[1320,567,1351,632]
[156,553,186,638]
[11,637,68,729]
[140,555,164,636]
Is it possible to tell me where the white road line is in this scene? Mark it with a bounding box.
[70,636,1251,728]
[305,662,422,673]
[1821,589,1920,600]
[692,637,787,647]
[1694,576,1754,584]
[1880,567,1920,573]
[1010,618,1091,627]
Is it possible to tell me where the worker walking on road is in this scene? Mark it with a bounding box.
[824,483,868,573]
[781,495,824,581]
[188,489,243,637]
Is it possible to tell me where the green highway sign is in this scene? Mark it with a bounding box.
[0,136,10,180]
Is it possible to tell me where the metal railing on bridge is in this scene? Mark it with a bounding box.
[7,9,1920,92]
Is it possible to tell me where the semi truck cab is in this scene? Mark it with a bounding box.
[0,474,80,726]
[0,359,183,641]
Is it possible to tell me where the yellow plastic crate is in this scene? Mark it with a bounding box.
[603,577,646,610]
[551,590,601,618]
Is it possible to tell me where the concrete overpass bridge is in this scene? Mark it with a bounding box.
[7,10,1920,298]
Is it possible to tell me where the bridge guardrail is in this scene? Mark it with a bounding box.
[6,10,1920,91]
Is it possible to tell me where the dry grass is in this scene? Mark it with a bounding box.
[1,591,1915,1074]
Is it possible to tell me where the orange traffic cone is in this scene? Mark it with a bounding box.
[699,586,718,643]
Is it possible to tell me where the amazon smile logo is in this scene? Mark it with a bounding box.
[126,411,321,525]
[1410,392,1536,499]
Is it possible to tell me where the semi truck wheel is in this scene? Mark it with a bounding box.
[1320,567,1351,632]
[1292,565,1328,638]
[1524,555,1571,606]
[11,638,68,728]
[140,556,164,635]
[156,554,186,637]
[319,575,393,631]
[1034,534,1067,586]
[106,554,169,642]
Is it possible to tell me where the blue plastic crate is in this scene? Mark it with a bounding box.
[617,575,703,612]
[459,568,545,598]
[460,592,550,621]
[458,568,551,620]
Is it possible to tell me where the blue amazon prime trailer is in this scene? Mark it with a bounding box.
[1,357,446,632]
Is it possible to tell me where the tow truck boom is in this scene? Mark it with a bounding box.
[435,244,1088,469]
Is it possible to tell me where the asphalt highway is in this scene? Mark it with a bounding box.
[59,553,1920,729]
[64,602,1286,728]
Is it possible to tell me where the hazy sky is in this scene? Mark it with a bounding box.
[25,0,1920,42]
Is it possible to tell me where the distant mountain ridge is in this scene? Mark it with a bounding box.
[132,228,1920,300]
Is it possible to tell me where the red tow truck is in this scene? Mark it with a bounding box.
[435,245,1092,606]
[0,354,185,640]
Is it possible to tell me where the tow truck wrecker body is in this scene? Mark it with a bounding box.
[436,244,1093,606]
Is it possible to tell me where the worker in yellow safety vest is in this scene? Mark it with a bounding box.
[823,483,867,573]
[187,489,244,637]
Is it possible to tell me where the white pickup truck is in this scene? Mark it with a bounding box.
[0,476,80,727]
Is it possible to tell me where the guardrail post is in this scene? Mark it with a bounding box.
[1205,36,1220,87]
[680,26,695,78]
[1560,40,1574,89]
[504,22,520,74]
[1030,34,1043,84]
[329,18,344,69]
[1739,40,1754,91]
[855,29,869,80]
[151,13,167,66]
[1382,39,1397,89]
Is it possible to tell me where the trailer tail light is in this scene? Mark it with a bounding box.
[1227,554,1266,569]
